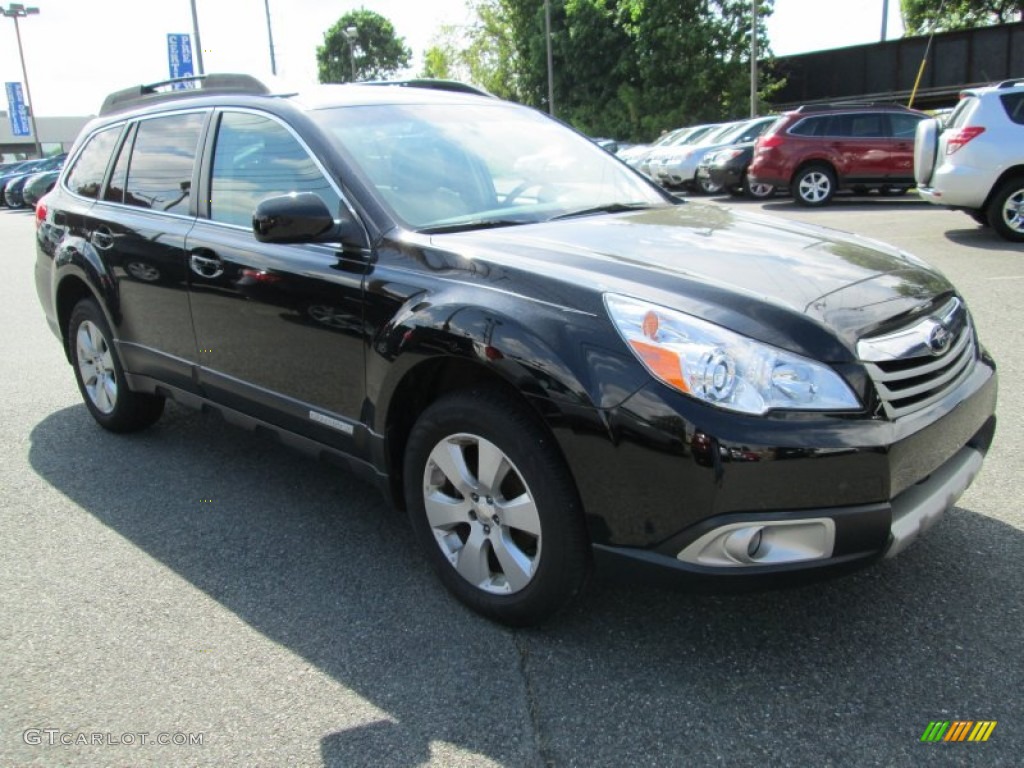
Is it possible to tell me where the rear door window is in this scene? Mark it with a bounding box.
[64,126,122,199]
[123,113,205,214]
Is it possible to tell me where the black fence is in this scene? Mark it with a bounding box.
[768,21,1024,111]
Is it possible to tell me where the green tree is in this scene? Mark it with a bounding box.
[901,0,1023,34]
[317,9,412,83]
[459,0,775,141]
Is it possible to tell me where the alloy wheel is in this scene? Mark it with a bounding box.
[76,320,118,414]
[798,171,832,204]
[422,432,541,594]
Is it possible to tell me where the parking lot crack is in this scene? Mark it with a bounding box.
[513,631,552,768]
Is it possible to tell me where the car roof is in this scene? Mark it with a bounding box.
[98,73,496,118]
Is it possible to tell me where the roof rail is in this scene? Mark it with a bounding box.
[995,79,1024,89]
[359,78,493,98]
[99,73,271,116]
[793,101,914,113]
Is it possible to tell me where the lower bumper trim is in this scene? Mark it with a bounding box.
[885,444,984,558]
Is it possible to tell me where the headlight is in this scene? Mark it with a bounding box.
[605,294,861,415]
[714,148,745,164]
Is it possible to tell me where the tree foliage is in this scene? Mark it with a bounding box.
[901,0,1023,34]
[435,0,777,142]
[317,9,412,83]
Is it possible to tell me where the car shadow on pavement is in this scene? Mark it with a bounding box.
[28,403,1024,767]
[944,227,1024,252]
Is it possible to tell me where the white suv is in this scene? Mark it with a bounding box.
[915,80,1024,242]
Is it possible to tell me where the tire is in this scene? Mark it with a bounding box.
[403,389,590,626]
[987,177,1024,242]
[968,210,989,227]
[697,176,723,195]
[793,165,835,207]
[744,173,775,200]
[68,299,165,432]
[914,118,939,186]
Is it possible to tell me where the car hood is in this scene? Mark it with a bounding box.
[429,203,953,360]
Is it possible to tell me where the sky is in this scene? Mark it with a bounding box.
[0,0,906,118]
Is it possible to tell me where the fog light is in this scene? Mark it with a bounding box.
[677,518,835,568]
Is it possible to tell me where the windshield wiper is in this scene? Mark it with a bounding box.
[547,202,663,221]
[419,218,532,234]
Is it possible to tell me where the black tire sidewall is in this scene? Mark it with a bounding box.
[987,178,1024,242]
[403,389,589,626]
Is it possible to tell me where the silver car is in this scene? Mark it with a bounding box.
[915,79,1024,242]
[640,123,723,180]
[654,117,777,192]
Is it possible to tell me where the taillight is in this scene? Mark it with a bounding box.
[755,134,783,151]
[35,199,47,229]
[946,126,985,154]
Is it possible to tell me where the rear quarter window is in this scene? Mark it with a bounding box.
[789,116,826,136]
[64,126,122,199]
[1000,93,1024,125]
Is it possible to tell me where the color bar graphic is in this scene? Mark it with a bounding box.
[921,721,996,742]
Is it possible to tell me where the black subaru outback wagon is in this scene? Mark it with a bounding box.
[35,75,997,626]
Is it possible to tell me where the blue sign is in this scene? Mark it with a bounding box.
[167,33,195,90]
[5,82,30,137]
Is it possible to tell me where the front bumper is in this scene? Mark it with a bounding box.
[707,164,744,190]
[557,351,997,585]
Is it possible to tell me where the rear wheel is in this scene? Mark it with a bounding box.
[793,165,835,207]
[68,299,164,432]
[404,389,590,626]
[744,173,775,200]
[987,178,1024,242]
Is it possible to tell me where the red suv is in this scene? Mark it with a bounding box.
[748,104,928,206]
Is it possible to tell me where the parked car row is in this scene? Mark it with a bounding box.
[622,101,934,208]
[0,154,66,209]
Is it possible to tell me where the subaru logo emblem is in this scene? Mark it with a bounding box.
[927,323,953,356]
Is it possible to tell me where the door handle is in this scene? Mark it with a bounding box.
[190,251,224,279]
[90,226,114,250]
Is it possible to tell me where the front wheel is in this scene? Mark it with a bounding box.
[793,165,836,207]
[987,177,1024,242]
[697,176,723,195]
[404,389,590,626]
[68,299,164,432]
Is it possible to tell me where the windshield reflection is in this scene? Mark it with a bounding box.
[312,103,671,231]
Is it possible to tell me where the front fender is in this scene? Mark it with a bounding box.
[368,293,651,436]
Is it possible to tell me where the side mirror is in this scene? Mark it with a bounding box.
[253,192,353,244]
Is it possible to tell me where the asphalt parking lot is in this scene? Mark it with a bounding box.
[2,194,1021,767]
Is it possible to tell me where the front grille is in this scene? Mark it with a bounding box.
[858,298,977,419]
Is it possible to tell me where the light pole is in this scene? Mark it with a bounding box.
[750,0,758,117]
[189,0,205,75]
[544,0,554,115]
[263,0,276,75]
[342,26,358,81]
[0,3,42,158]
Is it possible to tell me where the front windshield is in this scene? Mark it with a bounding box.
[312,102,670,231]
